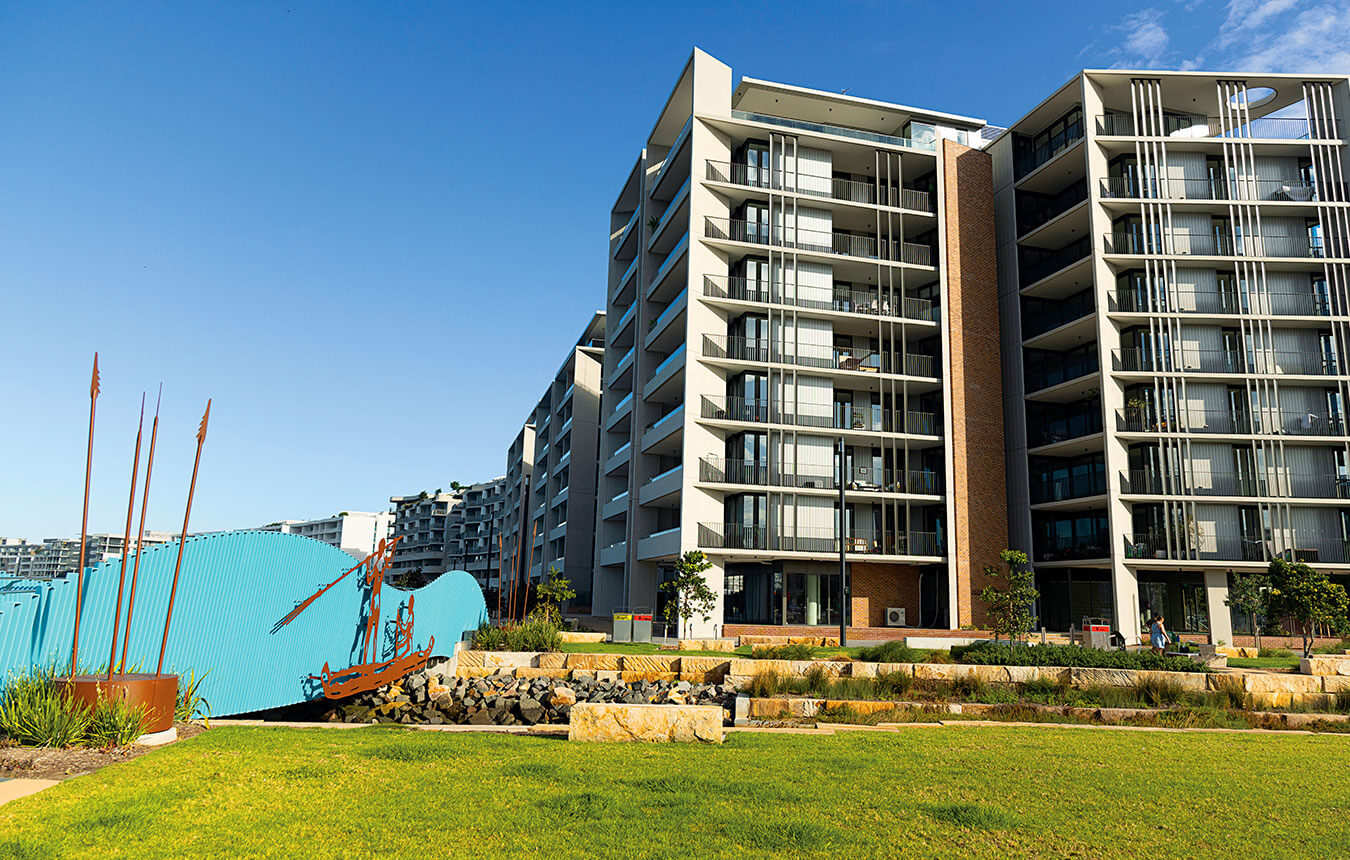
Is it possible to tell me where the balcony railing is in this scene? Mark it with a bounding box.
[1115,407,1346,436]
[1033,534,1109,563]
[1109,287,1334,317]
[1015,123,1084,179]
[730,109,937,152]
[1095,113,1337,141]
[704,217,935,266]
[699,395,941,437]
[1100,176,1348,203]
[703,334,937,378]
[1125,531,1348,564]
[698,457,942,494]
[1026,409,1103,448]
[1113,347,1338,376]
[698,523,943,557]
[1029,473,1107,504]
[703,275,937,322]
[1104,231,1337,259]
[1017,181,1089,235]
[1024,351,1099,393]
[1121,469,1350,499]
[1022,290,1095,339]
[1019,236,1092,286]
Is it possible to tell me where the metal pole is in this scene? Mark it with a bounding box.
[838,435,848,647]
[521,522,538,623]
[495,533,505,624]
[107,395,144,679]
[70,352,100,677]
[156,400,209,676]
[120,386,161,674]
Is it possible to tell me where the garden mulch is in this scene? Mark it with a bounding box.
[0,722,207,781]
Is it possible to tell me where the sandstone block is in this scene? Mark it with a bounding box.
[877,662,916,677]
[515,667,568,680]
[1243,673,1320,694]
[677,638,736,652]
[1137,670,1207,692]
[566,653,621,671]
[739,635,786,646]
[456,650,485,668]
[914,663,958,681]
[550,687,577,707]
[1249,691,1292,709]
[570,669,596,683]
[621,654,680,673]
[558,631,607,643]
[537,652,568,669]
[850,662,878,679]
[1323,676,1350,693]
[680,656,730,682]
[483,651,539,668]
[821,699,899,715]
[569,704,724,743]
[786,636,816,646]
[1301,656,1350,676]
[595,670,620,683]
[1071,667,1137,688]
[968,665,1012,684]
[790,660,844,677]
[620,671,678,683]
[747,698,792,719]
[455,667,498,679]
[818,637,841,648]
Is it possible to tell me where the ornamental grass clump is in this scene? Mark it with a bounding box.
[953,641,1207,673]
[175,668,212,722]
[473,617,563,652]
[0,668,91,748]
[750,644,816,661]
[855,641,918,664]
[84,695,149,748]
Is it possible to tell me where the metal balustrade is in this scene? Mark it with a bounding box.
[698,457,941,494]
[1105,231,1338,259]
[1126,531,1348,563]
[704,216,935,266]
[1095,114,1337,140]
[1115,407,1346,436]
[1113,347,1339,376]
[698,523,943,556]
[1121,469,1350,499]
[699,395,940,437]
[703,334,937,378]
[702,275,937,322]
[1101,176,1348,203]
[1110,288,1334,317]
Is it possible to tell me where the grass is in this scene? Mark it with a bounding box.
[1,726,1348,858]
[556,641,950,661]
[1229,656,1302,670]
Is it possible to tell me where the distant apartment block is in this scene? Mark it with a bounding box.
[444,477,508,590]
[0,532,176,579]
[592,50,1005,635]
[500,425,537,603]
[992,71,1350,644]
[259,511,393,560]
[388,491,457,578]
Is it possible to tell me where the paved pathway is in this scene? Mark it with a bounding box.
[0,778,59,807]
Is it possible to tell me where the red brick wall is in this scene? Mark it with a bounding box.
[850,562,921,627]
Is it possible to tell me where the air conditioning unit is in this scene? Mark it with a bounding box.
[885,607,907,627]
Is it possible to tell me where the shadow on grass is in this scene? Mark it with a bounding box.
[919,801,1020,831]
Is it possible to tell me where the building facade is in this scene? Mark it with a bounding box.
[499,425,537,608]
[444,477,508,590]
[388,491,457,579]
[592,50,1008,635]
[0,532,176,579]
[258,511,393,560]
[992,71,1350,643]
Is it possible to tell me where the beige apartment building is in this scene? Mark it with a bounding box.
[993,71,1350,644]
[593,49,1007,636]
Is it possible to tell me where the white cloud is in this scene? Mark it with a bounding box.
[1123,9,1172,64]
[1211,0,1350,72]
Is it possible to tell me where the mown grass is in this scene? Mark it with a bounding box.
[1229,656,1302,670]
[1,725,1348,858]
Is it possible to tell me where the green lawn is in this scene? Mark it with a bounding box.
[1229,656,1302,670]
[2,725,1348,858]
[558,642,925,660]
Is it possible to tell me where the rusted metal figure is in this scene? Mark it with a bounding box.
[70,353,100,677]
[119,387,161,675]
[156,400,209,676]
[107,395,145,679]
[275,536,434,698]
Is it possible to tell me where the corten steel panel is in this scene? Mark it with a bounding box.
[0,530,486,716]
[943,139,1010,627]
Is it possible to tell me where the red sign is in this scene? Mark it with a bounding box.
[633,614,653,621]
[1089,625,1110,632]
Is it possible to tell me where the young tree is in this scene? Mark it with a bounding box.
[660,551,717,640]
[533,565,576,626]
[1224,572,1271,651]
[1268,557,1350,657]
[978,549,1039,646]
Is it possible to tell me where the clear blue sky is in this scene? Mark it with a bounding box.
[1,1,1344,538]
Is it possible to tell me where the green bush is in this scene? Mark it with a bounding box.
[1133,676,1187,707]
[0,668,91,747]
[175,668,212,723]
[84,695,149,747]
[747,669,782,698]
[473,618,562,652]
[750,644,817,661]
[954,642,1207,673]
[1257,647,1295,658]
[874,670,913,698]
[855,641,918,663]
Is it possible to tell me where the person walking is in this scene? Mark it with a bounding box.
[1150,614,1169,654]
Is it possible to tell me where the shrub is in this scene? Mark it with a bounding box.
[874,671,913,698]
[0,669,92,747]
[1209,675,1248,710]
[1134,676,1186,707]
[951,674,986,699]
[84,695,149,747]
[1334,689,1350,714]
[473,618,562,652]
[750,644,816,661]
[802,664,830,695]
[974,686,1019,705]
[1257,647,1294,658]
[955,641,1207,673]
[856,641,918,664]
[175,668,212,723]
[747,669,782,698]
[1017,676,1069,703]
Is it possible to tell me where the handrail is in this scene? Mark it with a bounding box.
[730,109,937,151]
[703,275,937,322]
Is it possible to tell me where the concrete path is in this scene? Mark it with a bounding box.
[0,778,59,807]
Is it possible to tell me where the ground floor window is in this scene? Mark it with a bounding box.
[723,563,842,626]
[1035,568,1113,631]
[1138,573,1209,634]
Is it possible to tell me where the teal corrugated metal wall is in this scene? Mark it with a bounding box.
[0,530,486,716]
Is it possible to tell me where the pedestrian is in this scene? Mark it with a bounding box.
[1150,614,1169,654]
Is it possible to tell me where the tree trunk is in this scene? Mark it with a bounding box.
[1252,613,1261,652]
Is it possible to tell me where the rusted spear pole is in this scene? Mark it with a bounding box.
[70,353,100,678]
[495,533,505,624]
[521,522,538,623]
[507,534,520,622]
[120,386,161,674]
[156,400,209,676]
[107,395,144,679]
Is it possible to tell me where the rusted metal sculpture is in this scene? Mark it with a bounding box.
[107,395,145,679]
[119,387,161,675]
[274,536,435,698]
[156,400,209,676]
[69,353,99,677]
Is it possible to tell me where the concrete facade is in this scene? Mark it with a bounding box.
[259,512,393,560]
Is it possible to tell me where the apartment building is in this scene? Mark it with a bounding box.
[992,71,1350,644]
[444,477,508,589]
[0,532,176,578]
[506,313,606,610]
[592,49,1006,635]
[388,491,457,578]
[500,425,537,605]
[258,511,393,560]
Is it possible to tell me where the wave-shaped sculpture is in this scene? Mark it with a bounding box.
[0,530,486,716]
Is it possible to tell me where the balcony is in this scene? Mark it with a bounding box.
[1029,473,1107,504]
[704,217,934,267]
[1113,348,1338,376]
[697,523,942,558]
[730,109,937,152]
[699,395,941,438]
[599,540,627,567]
[603,441,631,476]
[1019,236,1092,287]
[649,116,692,200]
[1116,407,1345,437]
[703,275,937,322]
[1125,532,1348,564]
[703,334,937,379]
[647,232,688,301]
[1026,409,1103,449]
[1024,351,1099,394]
[644,287,687,351]
[1121,470,1350,500]
[639,465,682,506]
[1104,231,1337,259]
[613,209,640,260]
[1015,123,1083,180]
[642,343,686,401]
[605,391,633,432]
[1022,289,1095,340]
[698,457,942,495]
[703,159,936,213]
[1095,113,1338,141]
[637,527,681,560]
[648,177,689,253]
[1101,176,1348,204]
[641,404,684,453]
[613,256,639,303]
[1017,181,1089,236]
[1109,287,1333,317]
[601,491,629,521]
[1033,534,1108,563]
